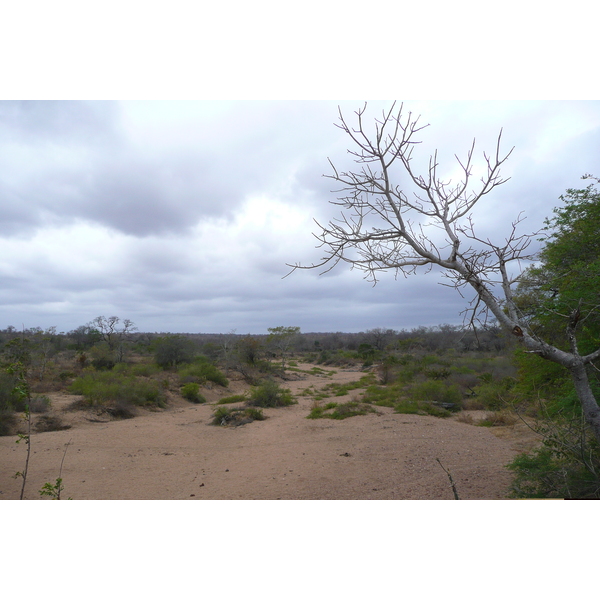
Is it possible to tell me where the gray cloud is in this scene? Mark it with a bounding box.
[1,100,599,333]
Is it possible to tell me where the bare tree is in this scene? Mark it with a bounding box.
[89,316,137,362]
[288,102,600,443]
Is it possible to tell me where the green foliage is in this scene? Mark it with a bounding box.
[515,180,600,354]
[406,380,462,408]
[88,343,116,370]
[0,371,20,412]
[471,376,516,411]
[153,335,196,368]
[396,399,454,418]
[216,394,248,405]
[69,371,166,408]
[267,326,301,368]
[307,400,377,420]
[178,357,229,387]
[508,440,600,499]
[211,405,266,426]
[180,382,206,404]
[247,379,295,408]
[39,477,65,500]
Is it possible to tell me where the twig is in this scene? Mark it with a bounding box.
[57,439,72,500]
[436,458,460,500]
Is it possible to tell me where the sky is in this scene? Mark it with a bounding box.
[0,99,599,334]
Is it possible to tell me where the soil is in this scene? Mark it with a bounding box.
[0,364,540,500]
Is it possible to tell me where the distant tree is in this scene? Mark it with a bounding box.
[363,327,397,352]
[68,325,102,350]
[153,335,196,368]
[234,335,263,367]
[267,326,301,369]
[88,316,137,363]
[29,326,57,381]
[288,102,600,444]
[218,329,238,373]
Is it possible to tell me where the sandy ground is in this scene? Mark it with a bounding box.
[0,364,539,500]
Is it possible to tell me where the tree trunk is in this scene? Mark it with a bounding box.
[570,361,600,445]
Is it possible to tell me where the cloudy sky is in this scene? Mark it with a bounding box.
[0,100,599,334]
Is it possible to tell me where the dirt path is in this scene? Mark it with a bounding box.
[0,365,537,500]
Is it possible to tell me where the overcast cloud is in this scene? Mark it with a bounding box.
[1,100,599,334]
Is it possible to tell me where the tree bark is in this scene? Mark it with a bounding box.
[570,362,600,444]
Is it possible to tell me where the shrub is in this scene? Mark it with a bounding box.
[0,371,20,412]
[178,358,229,387]
[247,380,295,408]
[507,414,600,499]
[180,382,206,404]
[406,380,462,408]
[308,400,377,420]
[30,395,51,413]
[89,343,116,370]
[216,394,248,405]
[0,411,18,436]
[508,445,600,499]
[478,410,517,427]
[154,335,197,368]
[34,415,72,433]
[69,371,166,408]
[394,399,453,418]
[472,376,516,410]
[361,384,397,407]
[211,406,266,426]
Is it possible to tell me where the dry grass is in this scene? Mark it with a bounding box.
[479,410,518,427]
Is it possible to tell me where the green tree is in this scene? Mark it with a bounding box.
[515,178,600,407]
[267,326,301,369]
[153,334,196,368]
[516,179,600,353]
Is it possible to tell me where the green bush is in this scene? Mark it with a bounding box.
[247,380,295,408]
[394,399,453,418]
[112,361,162,377]
[507,414,600,498]
[508,445,600,499]
[307,400,377,420]
[472,376,516,410]
[69,371,166,408]
[211,405,266,426]
[154,335,197,368]
[216,394,248,405]
[0,371,20,412]
[406,379,462,408]
[178,357,229,387]
[180,382,206,404]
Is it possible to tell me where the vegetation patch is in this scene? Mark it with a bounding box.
[211,405,266,427]
[394,399,454,418]
[216,394,248,405]
[180,382,206,404]
[34,415,72,433]
[69,371,167,408]
[246,380,296,408]
[477,410,518,427]
[307,400,378,420]
[178,357,229,387]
